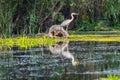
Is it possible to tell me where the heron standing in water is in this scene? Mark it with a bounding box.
[60,13,79,31]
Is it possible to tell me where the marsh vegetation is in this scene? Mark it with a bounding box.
[0,0,120,36]
[0,0,120,80]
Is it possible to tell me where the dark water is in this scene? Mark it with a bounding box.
[0,41,120,80]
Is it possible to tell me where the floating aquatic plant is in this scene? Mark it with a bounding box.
[0,36,55,50]
[0,34,120,50]
[69,34,120,42]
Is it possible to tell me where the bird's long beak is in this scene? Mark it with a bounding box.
[75,13,79,15]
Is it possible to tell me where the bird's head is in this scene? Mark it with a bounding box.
[71,13,79,16]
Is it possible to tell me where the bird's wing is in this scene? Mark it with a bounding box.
[60,20,71,27]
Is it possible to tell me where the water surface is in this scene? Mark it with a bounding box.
[0,41,120,80]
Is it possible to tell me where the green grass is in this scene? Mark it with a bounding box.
[100,75,119,80]
[68,34,120,42]
[1,34,120,50]
[0,36,55,50]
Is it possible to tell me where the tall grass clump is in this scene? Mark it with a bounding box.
[0,0,120,36]
[107,75,119,80]
[100,75,119,80]
[69,0,120,31]
[0,0,16,37]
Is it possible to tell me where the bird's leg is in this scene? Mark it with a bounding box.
[66,25,68,32]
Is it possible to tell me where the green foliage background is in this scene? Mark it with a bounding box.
[0,0,120,36]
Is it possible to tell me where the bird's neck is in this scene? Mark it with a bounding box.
[71,14,74,21]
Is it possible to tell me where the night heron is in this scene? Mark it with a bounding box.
[60,13,79,31]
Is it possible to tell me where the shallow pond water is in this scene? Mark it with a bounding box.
[0,41,120,80]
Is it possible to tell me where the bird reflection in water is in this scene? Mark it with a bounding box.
[49,41,79,66]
